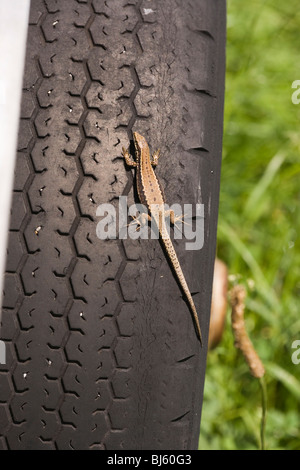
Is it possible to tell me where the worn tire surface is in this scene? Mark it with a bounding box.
[0,0,226,450]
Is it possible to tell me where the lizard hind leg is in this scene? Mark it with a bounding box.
[165,210,191,230]
[127,212,151,231]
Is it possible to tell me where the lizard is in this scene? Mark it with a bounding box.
[122,132,202,344]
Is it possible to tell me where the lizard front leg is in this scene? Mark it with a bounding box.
[151,149,160,167]
[122,147,137,167]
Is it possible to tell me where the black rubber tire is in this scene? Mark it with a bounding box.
[0,0,226,450]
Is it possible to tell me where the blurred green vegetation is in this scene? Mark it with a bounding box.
[199,0,300,450]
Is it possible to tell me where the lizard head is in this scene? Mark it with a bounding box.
[133,132,148,152]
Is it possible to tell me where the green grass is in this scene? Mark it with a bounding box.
[199,0,300,450]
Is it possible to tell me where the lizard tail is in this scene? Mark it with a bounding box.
[160,231,202,345]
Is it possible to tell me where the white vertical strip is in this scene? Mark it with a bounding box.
[0,1,31,319]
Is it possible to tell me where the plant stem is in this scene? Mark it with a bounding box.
[259,376,267,450]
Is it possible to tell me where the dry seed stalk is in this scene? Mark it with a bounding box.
[230,285,265,378]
